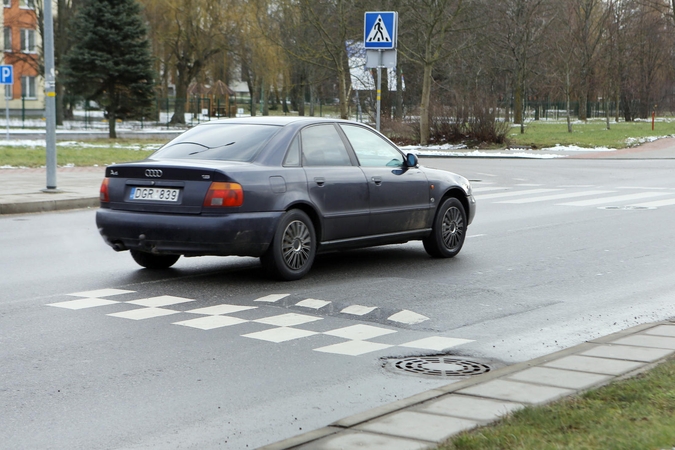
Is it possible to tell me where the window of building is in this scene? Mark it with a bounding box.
[21,76,36,99]
[3,0,11,9]
[20,0,35,9]
[20,29,35,53]
[3,27,11,52]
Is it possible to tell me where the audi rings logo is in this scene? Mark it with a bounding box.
[145,169,163,178]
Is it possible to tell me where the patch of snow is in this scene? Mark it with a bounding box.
[539,144,616,152]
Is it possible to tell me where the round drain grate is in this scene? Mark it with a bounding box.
[598,205,655,210]
[392,356,491,377]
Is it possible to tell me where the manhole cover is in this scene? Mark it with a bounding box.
[598,206,655,210]
[391,356,491,377]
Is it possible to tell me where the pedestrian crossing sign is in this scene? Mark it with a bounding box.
[364,11,397,49]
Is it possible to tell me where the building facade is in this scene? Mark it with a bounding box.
[1,0,44,116]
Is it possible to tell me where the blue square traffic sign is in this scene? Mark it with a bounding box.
[364,12,398,49]
[0,65,13,85]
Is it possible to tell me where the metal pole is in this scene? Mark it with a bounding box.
[44,0,58,190]
[5,92,9,140]
[376,50,382,131]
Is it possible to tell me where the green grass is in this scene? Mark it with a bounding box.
[0,139,166,168]
[509,119,675,149]
[440,358,675,450]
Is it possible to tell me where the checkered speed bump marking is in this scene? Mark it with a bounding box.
[47,289,474,357]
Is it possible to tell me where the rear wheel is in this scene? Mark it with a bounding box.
[261,210,316,281]
[423,197,466,258]
[130,249,180,269]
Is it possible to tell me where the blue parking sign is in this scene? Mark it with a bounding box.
[0,65,13,84]
[364,12,397,49]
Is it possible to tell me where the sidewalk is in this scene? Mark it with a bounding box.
[260,321,675,449]
[0,166,103,214]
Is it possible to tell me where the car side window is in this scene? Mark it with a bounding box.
[340,124,404,167]
[301,124,352,166]
[283,136,301,166]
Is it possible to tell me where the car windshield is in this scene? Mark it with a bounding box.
[149,124,281,162]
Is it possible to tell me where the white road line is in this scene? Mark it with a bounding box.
[107,307,180,320]
[629,198,675,208]
[498,190,615,204]
[173,316,249,330]
[398,337,474,351]
[314,340,393,356]
[243,327,318,343]
[474,188,561,200]
[388,310,429,325]
[472,186,510,193]
[617,186,667,190]
[323,324,397,340]
[558,192,669,207]
[48,298,120,310]
[296,298,331,309]
[127,295,195,308]
[253,313,322,327]
[186,304,257,315]
[254,294,290,303]
[67,289,135,298]
[341,305,378,316]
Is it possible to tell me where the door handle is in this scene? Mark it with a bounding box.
[371,176,382,186]
[314,177,325,187]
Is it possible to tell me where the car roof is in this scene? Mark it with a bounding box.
[200,116,356,127]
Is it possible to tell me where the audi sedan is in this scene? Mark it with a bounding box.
[96,117,476,280]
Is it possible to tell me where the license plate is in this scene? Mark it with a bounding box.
[129,187,180,202]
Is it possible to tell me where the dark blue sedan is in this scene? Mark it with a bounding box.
[97,117,476,280]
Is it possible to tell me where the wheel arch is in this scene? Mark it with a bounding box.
[285,201,323,242]
[438,188,470,220]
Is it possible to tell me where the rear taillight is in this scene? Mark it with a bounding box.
[203,182,244,207]
[100,178,110,202]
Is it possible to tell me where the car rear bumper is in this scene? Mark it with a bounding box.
[96,208,283,257]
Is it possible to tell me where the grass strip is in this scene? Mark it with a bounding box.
[0,139,166,168]
[440,358,675,450]
[509,120,675,149]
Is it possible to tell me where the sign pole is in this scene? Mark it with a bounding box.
[43,0,58,191]
[376,50,382,132]
[5,93,9,140]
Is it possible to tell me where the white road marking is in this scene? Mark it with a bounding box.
[341,305,378,316]
[173,316,248,330]
[254,294,290,303]
[498,190,615,204]
[253,313,322,327]
[67,289,134,298]
[127,295,195,308]
[630,198,675,208]
[296,298,331,309]
[617,186,667,190]
[388,310,429,325]
[243,327,318,343]
[398,337,474,351]
[472,186,509,193]
[48,298,120,310]
[186,304,257,315]
[324,324,397,341]
[107,307,180,320]
[314,340,393,356]
[558,192,669,206]
[474,188,561,200]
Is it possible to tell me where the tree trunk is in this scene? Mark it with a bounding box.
[394,66,403,120]
[337,65,349,120]
[419,62,433,145]
[171,69,189,125]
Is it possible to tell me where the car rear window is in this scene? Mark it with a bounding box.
[149,124,281,162]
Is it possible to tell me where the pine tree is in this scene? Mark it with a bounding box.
[63,0,154,138]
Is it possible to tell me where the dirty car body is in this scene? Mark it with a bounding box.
[96,117,476,280]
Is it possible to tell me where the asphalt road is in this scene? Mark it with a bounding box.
[2,157,674,449]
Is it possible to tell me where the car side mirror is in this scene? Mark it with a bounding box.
[406,153,419,168]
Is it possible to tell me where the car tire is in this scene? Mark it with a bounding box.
[423,197,467,258]
[261,209,316,281]
[130,249,180,269]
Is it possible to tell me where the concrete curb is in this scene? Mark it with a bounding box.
[0,197,99,215]
[258,320,675,449]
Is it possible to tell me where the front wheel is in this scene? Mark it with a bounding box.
[130,249,180,269]
[423,197,467,258]
[261,210,316,281]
